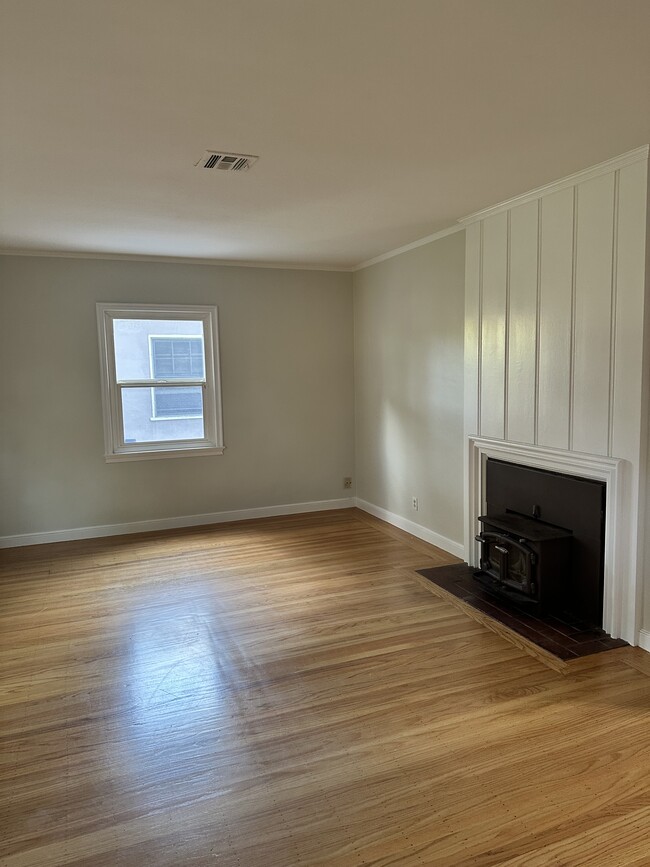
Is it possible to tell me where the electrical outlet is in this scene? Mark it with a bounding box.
[412,497,419,511]
[344,477,352,489]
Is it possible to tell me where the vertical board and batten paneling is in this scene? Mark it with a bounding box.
[466,155,647,460]
[506,200,539,444]
[464,221,481,438]
[479,212,508,439]
[571,173,615,456]
[610,159,648,464]
[611,159,648,637]
[537,187,575,450]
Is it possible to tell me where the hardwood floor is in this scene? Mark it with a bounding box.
[2,507,650,866]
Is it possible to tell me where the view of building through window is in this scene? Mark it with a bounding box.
[150,336,205,419]
[112,318,205,444]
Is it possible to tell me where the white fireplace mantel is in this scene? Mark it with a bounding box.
[465,437,632,641]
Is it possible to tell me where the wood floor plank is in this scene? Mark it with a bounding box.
[1,508,649,865]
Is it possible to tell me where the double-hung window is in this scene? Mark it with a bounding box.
[97,304,224,461]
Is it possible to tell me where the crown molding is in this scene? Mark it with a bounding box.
[353,224,464,271]
[0,228,469,275]
[0,248,354,273]
[459,145,650,225]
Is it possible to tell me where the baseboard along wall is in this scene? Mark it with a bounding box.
[1,495,465,560]
[0,498,355,548]
[354,498,465,560]
[638,629,650,653]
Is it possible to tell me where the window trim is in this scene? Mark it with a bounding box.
[148,333,205,420]
[97,303,224,462]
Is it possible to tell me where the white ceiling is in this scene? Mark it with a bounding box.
[1,0,649,269]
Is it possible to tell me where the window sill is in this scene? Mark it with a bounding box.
[105,446,225,463]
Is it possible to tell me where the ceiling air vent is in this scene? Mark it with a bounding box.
[195,151,259,172]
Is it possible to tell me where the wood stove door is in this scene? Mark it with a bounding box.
[476,532,536,598]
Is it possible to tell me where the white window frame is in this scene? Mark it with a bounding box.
[148,334,205,421]
[97,303,224,462]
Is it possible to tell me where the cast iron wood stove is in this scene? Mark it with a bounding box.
[475,512,573,610]
[474,459,606,624]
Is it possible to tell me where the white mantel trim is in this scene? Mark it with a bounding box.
[459,145,649,225]
[465,437,630,642]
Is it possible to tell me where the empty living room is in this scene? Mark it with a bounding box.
[3,1,650,864]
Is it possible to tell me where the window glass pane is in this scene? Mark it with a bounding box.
[151,336,205,380]
[172,340,191,356]
[173,355,192,376]
[113,319,204,381]
[121,387,204,443]
[153,356,174,376]
[155,343,173,357]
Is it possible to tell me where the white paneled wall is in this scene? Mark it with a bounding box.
[464,151,648,459]
[507,200,538,444]
[572,172,615,455]
[479,212,508,439]
[462,147,649,643]
[537,188,574,449]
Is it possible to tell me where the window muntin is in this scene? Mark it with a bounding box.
[97,304,224,461]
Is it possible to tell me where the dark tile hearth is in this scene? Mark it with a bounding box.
[417,563,627,661]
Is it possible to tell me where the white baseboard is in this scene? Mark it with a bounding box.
[0,498,355,548]
[637,629,650,653]
[354,498,464,560]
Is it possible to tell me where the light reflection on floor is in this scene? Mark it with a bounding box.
[125,593,227,739]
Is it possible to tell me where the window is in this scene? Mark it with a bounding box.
[150,336,204,419]
[97,304,224,461]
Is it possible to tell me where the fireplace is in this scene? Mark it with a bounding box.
[474,460,605,624]
[466,437,630,640]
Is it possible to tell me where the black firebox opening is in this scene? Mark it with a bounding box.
[475,459,606,626]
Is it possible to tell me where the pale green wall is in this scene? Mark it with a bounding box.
[0,255,354,537]
[353,231,466,547]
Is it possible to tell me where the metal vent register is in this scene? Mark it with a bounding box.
[195,151,258,172]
